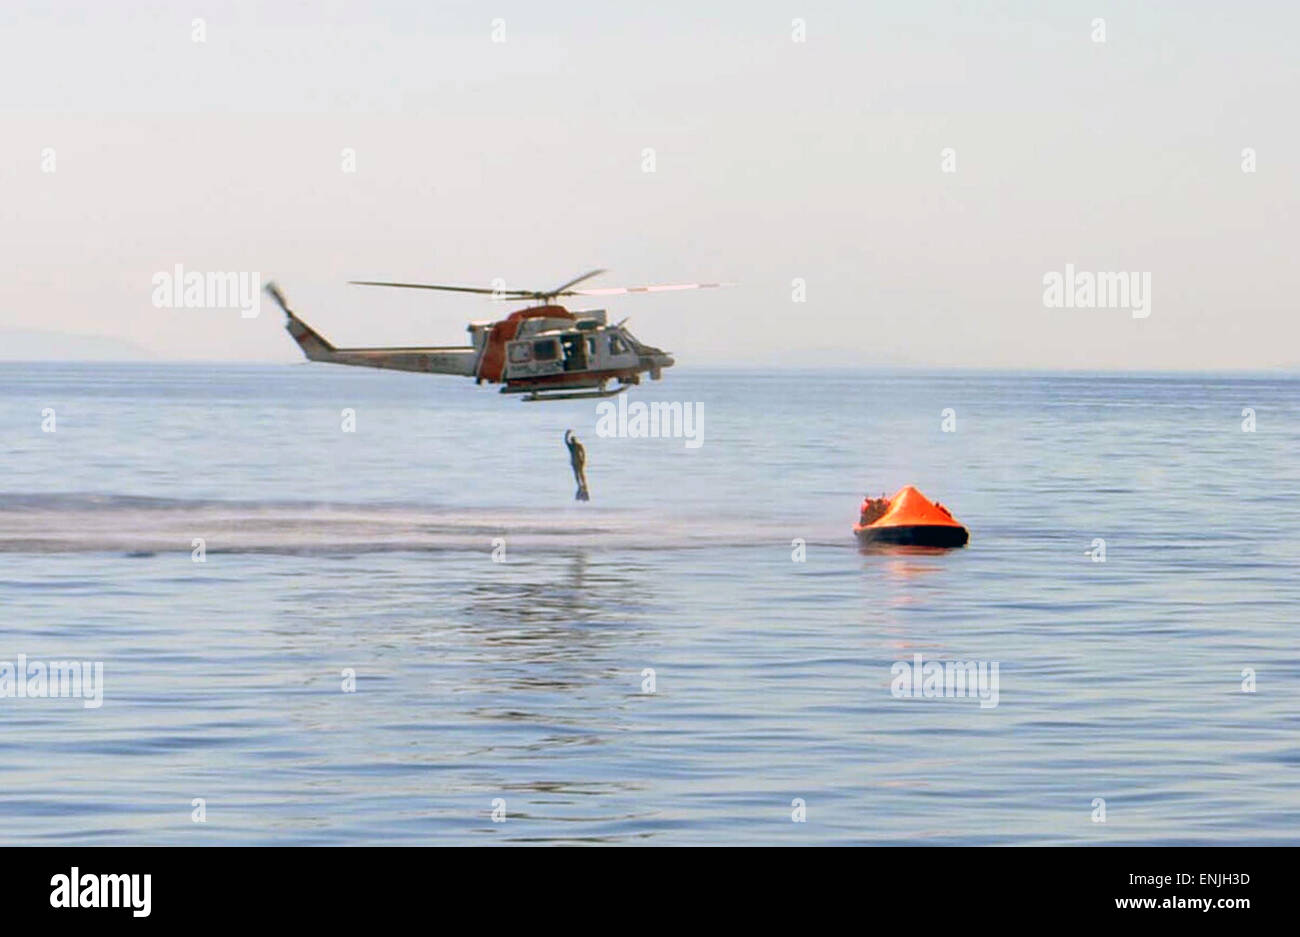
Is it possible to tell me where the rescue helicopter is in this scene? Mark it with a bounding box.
[263,270,725,401]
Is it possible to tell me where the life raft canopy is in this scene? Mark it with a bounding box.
[854,485,969,548]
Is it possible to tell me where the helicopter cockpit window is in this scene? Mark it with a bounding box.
[609,335,629,356]
[533,339,559,361]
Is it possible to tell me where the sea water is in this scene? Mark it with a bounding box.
[1,362,1297,844]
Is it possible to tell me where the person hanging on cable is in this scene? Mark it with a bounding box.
[564,429,590,501]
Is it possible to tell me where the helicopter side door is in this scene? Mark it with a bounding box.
[560,333,590,372]
[505,336,567,379]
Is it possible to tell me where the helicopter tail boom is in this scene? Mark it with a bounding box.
[265,281,478,376]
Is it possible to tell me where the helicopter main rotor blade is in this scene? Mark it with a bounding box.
[566,282,732,297]
[349,274,733,302]
[349,280,535,297]
[546,268,607,296]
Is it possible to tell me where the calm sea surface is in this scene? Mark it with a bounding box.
[1,363,1298,844]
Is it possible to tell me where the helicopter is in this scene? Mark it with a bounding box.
[263,270,726,402]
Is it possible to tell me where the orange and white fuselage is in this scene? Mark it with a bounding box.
[266,282,674,402]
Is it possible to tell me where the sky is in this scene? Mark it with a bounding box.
[1,0,1296,369]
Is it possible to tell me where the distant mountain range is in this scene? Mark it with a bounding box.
[0,330,156,361]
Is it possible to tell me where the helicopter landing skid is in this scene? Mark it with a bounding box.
[519,385,630,403]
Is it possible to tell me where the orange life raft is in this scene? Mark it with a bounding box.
[853,485,969,548]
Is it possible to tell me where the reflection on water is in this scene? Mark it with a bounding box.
[464,551,640,629]
[457,551,653,689]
